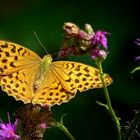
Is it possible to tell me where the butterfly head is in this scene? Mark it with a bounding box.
[42,54,53,67]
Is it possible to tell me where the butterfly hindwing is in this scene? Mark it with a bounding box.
[0,66,39,103]
[32,69,75,106]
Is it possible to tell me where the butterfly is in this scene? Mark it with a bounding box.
[0,40,112,106]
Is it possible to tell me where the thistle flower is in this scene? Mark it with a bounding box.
[134,38,140,61]
[135,56,140,61]
[90,49,107,60]
[63,22,80,38]
[59,22,109,61]
[39,123,48,129]
[90,31,109,49]
[134,38,140,45]
[58,42,73,58]
[89,30,109,60]
[0,114,20,140]
[14,104,53,139]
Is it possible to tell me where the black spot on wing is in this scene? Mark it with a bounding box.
[2,59,8,63]
[10,44,16,53]
[1,43,8,48]
[5,52,10,57]
[10,62,16,67]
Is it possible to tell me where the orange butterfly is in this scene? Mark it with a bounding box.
[0,41,112,106]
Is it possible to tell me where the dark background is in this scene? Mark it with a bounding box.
[0,0,140,139]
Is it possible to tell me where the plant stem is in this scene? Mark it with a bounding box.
[124,109,140,140]
[97,60,121,140]
[53,122,76,140]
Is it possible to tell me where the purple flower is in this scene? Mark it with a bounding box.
[135,38,140,45]
[135,56,140,61]
[134,38,140,61]
[61,22,109,60]
[58,44,73,58]
[0,114,20,140]
[39,123,48,129]
[79,30,89,40]
[89,30,109,60]
[90,31,109,48]
[90,48,107,60]
[90,48,100,60]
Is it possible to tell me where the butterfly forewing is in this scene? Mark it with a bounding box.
[0,41,41,103]
[0,41,41,75]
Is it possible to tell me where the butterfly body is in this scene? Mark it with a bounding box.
[33,54,53,92]
[0,40,112,106]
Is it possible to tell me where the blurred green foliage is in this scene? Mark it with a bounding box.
[0,0,140,139]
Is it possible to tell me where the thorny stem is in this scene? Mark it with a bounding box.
[96,60,121,140]
[124,109,140,140]
[53,122,76,140]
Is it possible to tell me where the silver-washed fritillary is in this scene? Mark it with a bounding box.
[0,40,112,106]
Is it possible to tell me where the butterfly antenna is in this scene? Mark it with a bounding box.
[33,31,48,54]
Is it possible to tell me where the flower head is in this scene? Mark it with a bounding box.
[90,47,100,60]
[135,56,140,61]
[39,123,48,129]
[89,31,109,60]
[58,44,73,59]
[60,22,109,61]
[14,104,54,139]
[134,38,140,61]
[135,38,140,45]
[90,48,107,60]
[90,31,109,48]
[63,22,80,38]
[0,114,20,140]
